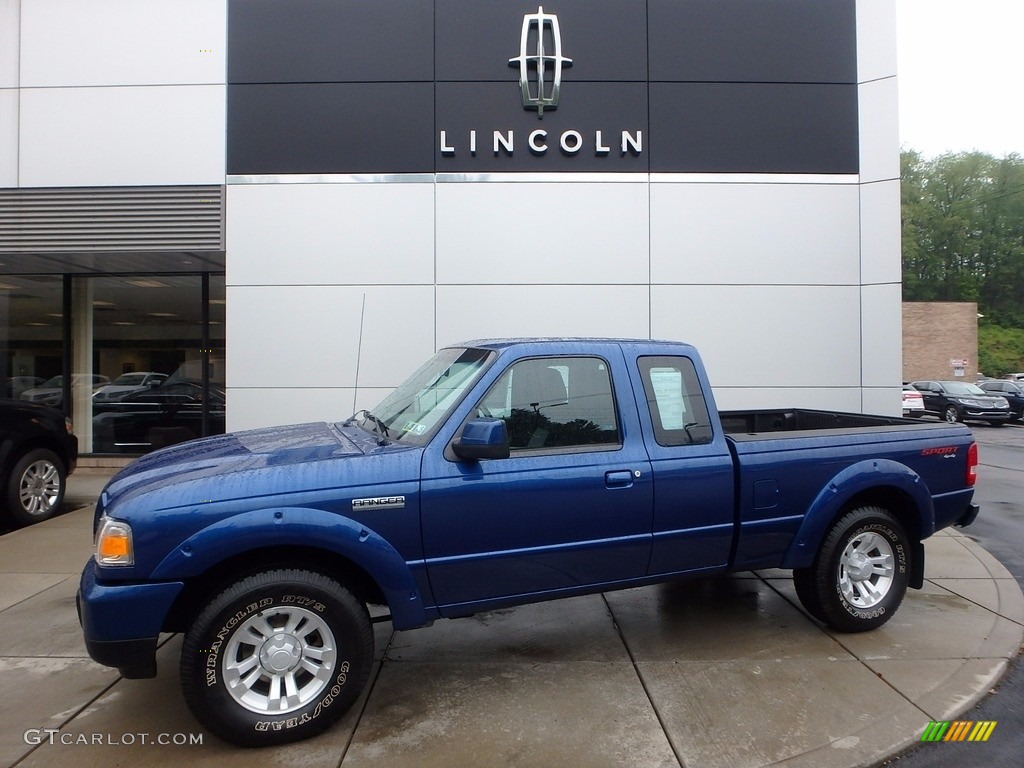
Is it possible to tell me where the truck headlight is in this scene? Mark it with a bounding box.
[95,517,134,566]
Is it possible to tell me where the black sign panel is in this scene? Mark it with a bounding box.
[228,84,435,175]
[228,0,434,83]
[651,83,859,174]
[648,0,857,84]
[226,0,860,175]
[434,0,648,82]
[436,83,648,172]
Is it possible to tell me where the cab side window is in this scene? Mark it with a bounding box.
[477,357,620,451]
[638,356,714,446]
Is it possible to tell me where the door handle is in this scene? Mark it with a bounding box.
[605,470,635,489]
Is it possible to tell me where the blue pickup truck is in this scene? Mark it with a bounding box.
[78,339,980,746]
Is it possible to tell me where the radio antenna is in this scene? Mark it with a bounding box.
[351,293,366,415]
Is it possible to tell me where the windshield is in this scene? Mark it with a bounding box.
[352,347,494,444]
[111,374,147,386]
[945,382,986,396]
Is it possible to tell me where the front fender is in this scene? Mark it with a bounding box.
[781,459,935,570]
[150,507,427,629]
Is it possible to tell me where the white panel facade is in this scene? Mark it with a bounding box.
[0,0,19,88]
[227,184,436,286]
[858,76,900,184]
[861,386,902,418]
[435,284,651,349]
[650,182,861,286]
[712,387,864,415]
[0,89,16,187]
[227,284,435,390]
[860,179,902,285]
[436,182,650,285]
[229,388,389,431]
[0,0,902,435]
[861,282,903,390]
[650,285,862,389]
[856,0,897,83]
[20,0,225,87]
[19,85,226,187]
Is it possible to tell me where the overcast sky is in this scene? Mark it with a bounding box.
[897,0,1024,158]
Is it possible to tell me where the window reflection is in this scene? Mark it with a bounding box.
[0,272,225,455]
[0,276,64,400]
[89,275,226,454]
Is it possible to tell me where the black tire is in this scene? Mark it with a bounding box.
[4,448,66,527]
[795,506,910,632]
[180,569,374,746]
[792,568,827,622]
[943,405,962,423]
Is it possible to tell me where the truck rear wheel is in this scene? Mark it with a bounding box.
[794,506,910,632]
[180,569,373,746]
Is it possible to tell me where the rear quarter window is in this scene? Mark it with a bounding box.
[637,356,714,446]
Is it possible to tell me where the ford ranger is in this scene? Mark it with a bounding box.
[77,339,980,746]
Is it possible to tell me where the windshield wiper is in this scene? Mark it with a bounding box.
[345,409,391,442]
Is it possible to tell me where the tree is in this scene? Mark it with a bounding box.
[901,150,1024,328]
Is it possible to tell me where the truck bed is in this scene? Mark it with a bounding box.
[720,408,917,436]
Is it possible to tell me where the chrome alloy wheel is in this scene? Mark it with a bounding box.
[223,606,338,714]
[18,459,62,517]
[837,531,895,609]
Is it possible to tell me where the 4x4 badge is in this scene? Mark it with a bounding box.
[509,6,572,117]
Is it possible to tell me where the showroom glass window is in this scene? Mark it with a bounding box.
[0,276,64,401]
[2,274,225,455]
[87,275,226,454]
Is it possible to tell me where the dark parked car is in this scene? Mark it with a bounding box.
[910,380,1012,426]
[92,381,225,453]
[979,379,1024,422]
[0,399,78,527]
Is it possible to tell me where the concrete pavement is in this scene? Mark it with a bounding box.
[1,468,1021,768]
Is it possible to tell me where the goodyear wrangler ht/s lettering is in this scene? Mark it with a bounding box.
[180,569,373,747]
[793,506,911,633]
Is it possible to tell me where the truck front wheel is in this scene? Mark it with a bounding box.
[794,506,910,632]
[180,569,373,746]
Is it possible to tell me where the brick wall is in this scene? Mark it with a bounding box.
[902,302,978,382]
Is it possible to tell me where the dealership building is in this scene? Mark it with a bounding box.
[0,0,899,455]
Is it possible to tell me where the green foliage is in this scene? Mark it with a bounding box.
[978,323,1024,378]
[901,150,1024,330]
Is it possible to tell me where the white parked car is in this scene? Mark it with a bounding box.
[93,372,168,403]
[901,384,925,417]
[20,374,110,406]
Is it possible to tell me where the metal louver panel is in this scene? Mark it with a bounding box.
[0,186,224,253]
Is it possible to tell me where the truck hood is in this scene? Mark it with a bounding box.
[99,421,416,516]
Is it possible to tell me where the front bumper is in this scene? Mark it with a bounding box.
[963,408,1011,421]
[77,560,184,679]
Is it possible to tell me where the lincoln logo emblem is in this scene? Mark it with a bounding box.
[509,6,572,117]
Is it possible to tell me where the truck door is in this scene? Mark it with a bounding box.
[420,353,653,612]
[628,353,736,575]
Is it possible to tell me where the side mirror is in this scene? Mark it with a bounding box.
[452,418,510,461]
